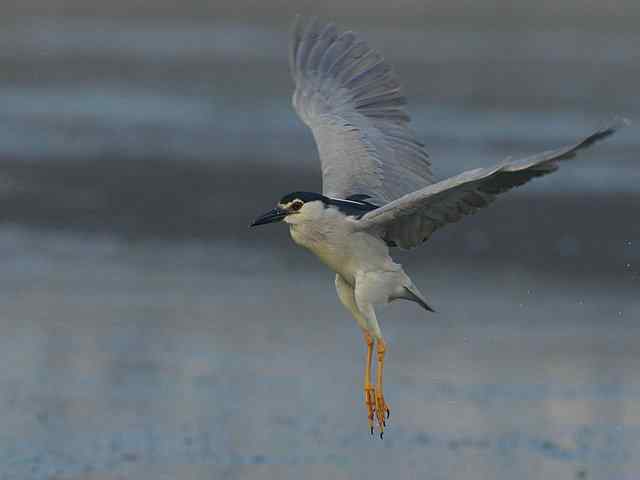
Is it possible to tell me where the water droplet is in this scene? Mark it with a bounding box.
[617,311,623,317]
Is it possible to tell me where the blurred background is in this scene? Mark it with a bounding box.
[1,1,639,479]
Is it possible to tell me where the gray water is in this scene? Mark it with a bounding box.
[1,9,639,480]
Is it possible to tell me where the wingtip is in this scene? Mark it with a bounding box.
[291,14,313,33]
[618,116,632,127]
[608,116,632,131]
[576,116,631,151]
[290,14,303,35]
[600,116,632,137]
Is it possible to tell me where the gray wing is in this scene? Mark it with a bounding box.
[290,16,434,205]
[355,119,628,249]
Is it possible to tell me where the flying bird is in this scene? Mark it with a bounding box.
[250,15,627,438]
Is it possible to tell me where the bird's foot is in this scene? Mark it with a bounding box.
[374,389,390,438]
[364,385,376,435]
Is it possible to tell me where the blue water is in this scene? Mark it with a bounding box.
[0,228,638,479]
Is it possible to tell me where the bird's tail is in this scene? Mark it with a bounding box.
[401,284,435,313]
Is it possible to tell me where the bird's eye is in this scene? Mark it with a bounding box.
[291,201,303,211]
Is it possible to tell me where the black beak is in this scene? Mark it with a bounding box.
[250,207,288,227]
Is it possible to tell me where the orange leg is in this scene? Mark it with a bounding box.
[363,332,376,435]
[375,338,390,438]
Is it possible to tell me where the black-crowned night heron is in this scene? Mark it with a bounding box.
[251,16,627,438]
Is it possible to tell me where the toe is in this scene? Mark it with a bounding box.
[364,387,376,435]
[374,392,388,436]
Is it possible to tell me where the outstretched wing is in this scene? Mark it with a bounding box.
[355,120,628,249]
[290,16,434,205]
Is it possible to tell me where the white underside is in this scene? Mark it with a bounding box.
[286,205,420,339]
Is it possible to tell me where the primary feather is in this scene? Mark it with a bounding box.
[290,15,434,206]
[355,119,629,249]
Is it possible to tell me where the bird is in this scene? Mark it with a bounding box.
[250,15,627,438]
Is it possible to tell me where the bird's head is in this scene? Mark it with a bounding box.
[250,191,327,227]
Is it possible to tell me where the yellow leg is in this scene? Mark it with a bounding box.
[363,332,376,435]
[375,338,390,438]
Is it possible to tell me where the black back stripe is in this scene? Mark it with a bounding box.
[279,191,379,218]
[325,196,378,218]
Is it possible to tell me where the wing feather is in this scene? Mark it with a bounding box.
[356,120,628,249]
[290,16,434,204]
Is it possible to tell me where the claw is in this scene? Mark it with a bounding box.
[374,389,389,433]
[364,385,376,436]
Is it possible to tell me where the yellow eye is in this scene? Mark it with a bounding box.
[291,201,303,211]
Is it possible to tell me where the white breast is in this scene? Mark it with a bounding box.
[288,207,393,286]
